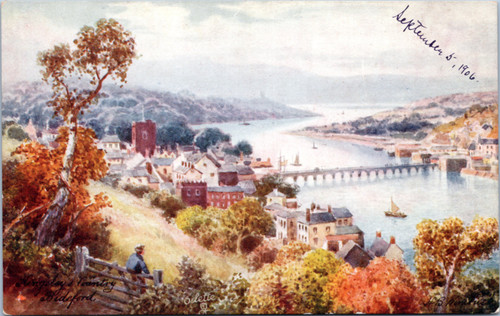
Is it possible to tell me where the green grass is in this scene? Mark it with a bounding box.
[87,182,249,282]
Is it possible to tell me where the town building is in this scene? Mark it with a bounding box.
[178,181,207,208]
[335,240,373,268]
[478,138,498,157]
[218,164,239,186]
[275,210,301,242]
[368,231,404,261]
[152,157,174,181]
[173,161,203,185]
[99,135,122,151]
[266,188,287,206]
[207,186,244,209]
[132,120,156,158]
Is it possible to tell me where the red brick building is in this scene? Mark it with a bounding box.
[178,181,207,208]
[207,186,244,209]
[132,120,156,158]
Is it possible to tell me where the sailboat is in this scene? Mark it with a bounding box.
[291,153,302,166]
[385,198,407,218]
[312,141,318,149]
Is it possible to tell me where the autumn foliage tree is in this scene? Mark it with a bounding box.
[246,245,350,314]
[34,18,136,246]
[413,216,499,313]
[334,257,428,314]
[4,127,111,248]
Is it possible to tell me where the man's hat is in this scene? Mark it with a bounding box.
[135,244,145,252]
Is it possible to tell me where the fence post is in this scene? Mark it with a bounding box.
[153,270,163,286]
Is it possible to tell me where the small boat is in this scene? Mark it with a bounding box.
[291,153,302,166]
[240,122,250,126]
[374,147,384,151]
[385,198,407,218]
[312,142,318,149]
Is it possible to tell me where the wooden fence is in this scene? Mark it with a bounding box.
[75,246,163,313]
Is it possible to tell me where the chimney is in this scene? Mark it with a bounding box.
[306,209,311,222]
[338,240,343,251]
[390,236,396,244]
[376,231,382,238]
[328,205,332,213]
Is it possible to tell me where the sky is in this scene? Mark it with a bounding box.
[1,1,498,101]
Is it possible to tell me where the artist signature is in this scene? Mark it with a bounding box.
[393,5,478,82]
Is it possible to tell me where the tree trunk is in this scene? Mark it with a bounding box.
[437,264,456,313]
[236,234,244,255]
[35,121,77,247]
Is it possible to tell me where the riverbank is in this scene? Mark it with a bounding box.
[288,130,405,149]
[461,168,498,180]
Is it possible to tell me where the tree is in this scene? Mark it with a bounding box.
[157,121,195,149]
[335,257,428,314]
[145,191,186,221]
[446,269,499,314]
[254,174,300,204]
[413,216,499,313]
[86,119,105,139]
[5,127,111,247]
[223,140,253,157]
[221,198,273,254]
[273,241,311,266]
[34,19,136,246]
[247,240,279,271]
[195,127,231,152]
[7,126,30,141]
[112,120,132,142]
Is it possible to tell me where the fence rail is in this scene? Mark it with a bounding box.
[75,246,163,313]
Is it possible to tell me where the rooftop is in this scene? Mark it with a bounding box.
[333,225,363,236]
[368,237,390,257]
[480,138,498,145]
[275,209,301,219]
[298,211,336,225]
[101,135,121,143]
[266,188,286,198]
[207,186,244,193]
[331,207,353,219]
[152,157,174,166]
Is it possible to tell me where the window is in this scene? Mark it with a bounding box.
[313,227,318,235]
[210,173,215,177]
[314,238,318,245]
[142,131,148,140]
[326,226,330,233]
[187,189,191,197]
[232,194,236,199]
[203,163,207,167]
[195,189,200,196]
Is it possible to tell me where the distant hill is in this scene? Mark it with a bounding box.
[303,91,498,141]
[2,81,313,130]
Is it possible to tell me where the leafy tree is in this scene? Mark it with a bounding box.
[222,198,273,254]
[247,240,279,271]
[157,121,195,149]
[246,247,348,314]
[112,120,132,142]
[86,119,105,139]
[5,127,111,247]
[7,125,30,141]
[195,127,231,152]
[145,191,186,221]
[413,216,499,313]
[2,120,16,135]
[446,269,499,314]
[336,257,428,314]
[273,241,311,266]
[254,174,300,204]
[223,140,253,156]
[34,19,136,246]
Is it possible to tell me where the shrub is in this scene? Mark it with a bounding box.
[127,256,249,314]
[7,126,30,141]
[145,191,186,221]
[247,241,279,271]
[122,183,153,198]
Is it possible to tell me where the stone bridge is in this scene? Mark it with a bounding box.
[280,163,437,183]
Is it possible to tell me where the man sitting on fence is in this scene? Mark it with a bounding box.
[126,244,150,293]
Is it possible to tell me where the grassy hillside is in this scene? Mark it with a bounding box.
[87,182,249,282]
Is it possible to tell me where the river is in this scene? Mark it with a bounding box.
[196,104,499,270]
